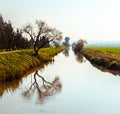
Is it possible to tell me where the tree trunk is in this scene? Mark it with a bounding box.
[35,50,38,56]
[34,45,38,56]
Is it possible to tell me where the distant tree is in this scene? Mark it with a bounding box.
[23,20,62,56]
[64,37,70,43]
[74,39,87,52]
[63,36,70,47]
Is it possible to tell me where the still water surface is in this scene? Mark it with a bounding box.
[1,50,120,114]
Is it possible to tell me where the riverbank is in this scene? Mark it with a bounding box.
[83,48,120,72]
[0,47,64,83]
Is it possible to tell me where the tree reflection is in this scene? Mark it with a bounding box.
[0,60,53,98]
[63,37,70,57]
[22,70,62,104]
[63,46,70,57]
[73,51,86,63]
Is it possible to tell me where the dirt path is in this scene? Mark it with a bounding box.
[0,50,21,55]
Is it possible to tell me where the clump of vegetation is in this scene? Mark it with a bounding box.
[0,47,64,83]
[72,39,87,53]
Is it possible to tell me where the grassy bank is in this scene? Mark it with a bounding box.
[0,47,64,83]
[83,47,120,72]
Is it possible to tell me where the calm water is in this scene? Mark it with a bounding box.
[1,50,120,114]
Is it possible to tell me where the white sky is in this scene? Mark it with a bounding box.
[0,0,120,42]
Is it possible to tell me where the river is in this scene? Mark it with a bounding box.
[0,49,120,114]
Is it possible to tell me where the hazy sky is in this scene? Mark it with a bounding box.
[0,0,120,41]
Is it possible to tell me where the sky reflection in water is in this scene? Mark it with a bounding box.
[0,49,120,114]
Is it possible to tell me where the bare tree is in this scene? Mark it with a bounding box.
[23,20,62,56]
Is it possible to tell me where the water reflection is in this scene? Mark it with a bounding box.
[1,49,120,114]
[0,79,22,97]
[63,46,70,57]
[72,46,120,76]
[22,70,62,104]
[93,64,120,76]
[73,50,86,63]
[75,52,86,63]
[0,60,55,98]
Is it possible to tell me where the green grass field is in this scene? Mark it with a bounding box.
[0,47,64,83]
[83,46,120,72]
[85,47,120,57]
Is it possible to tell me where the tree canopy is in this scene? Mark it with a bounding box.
[73,39,87,53]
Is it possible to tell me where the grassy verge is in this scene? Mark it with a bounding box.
[83,47,120,72]
[0,47,64,83]
[85,46,120,56]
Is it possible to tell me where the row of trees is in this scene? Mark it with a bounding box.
[0,16,30,50]
[0,15,63,55]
